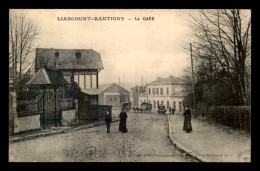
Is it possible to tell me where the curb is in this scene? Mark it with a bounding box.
[9,119,120,143]
[167,115,210,162]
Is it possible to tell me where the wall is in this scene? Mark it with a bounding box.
[9,91,16,135]
[61,109,76,125]
[14,114,41,134]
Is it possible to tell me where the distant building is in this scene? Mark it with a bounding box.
[139,76,189,113]
[98,83,130,108]
[130,85,146,107]
[35,48,104,104]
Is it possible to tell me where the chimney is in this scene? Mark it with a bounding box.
[55,50,59,69]
[75,50,81,65]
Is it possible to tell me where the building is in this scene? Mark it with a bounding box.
[139,76,188,113]
[35,48,104,104]
[130,86,146,107]
[98,83,130,108]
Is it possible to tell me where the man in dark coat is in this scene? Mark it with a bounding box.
[119,109,128,133]
[172,108,175,115]
[183,105,192,133]
[105,111,112,133]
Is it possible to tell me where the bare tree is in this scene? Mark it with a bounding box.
[185,9,251,105]
[9,12,39,82]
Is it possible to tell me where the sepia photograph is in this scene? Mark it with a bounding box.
[8,9,251,162]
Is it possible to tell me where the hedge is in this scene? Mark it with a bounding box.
[196,105,251,132]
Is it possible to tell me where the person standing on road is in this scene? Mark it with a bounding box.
[105,111,112,133]
[119,109,128,133]
[172,108,175,115]
[183,105,192,133]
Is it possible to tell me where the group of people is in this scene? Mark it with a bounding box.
[104,106,192,134]
[168,107,175,115]
[104,109,128,133]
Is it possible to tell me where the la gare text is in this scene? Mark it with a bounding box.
[57,17,155,21]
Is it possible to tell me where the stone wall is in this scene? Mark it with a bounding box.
[14,114,41,134]
[61,109,76,125]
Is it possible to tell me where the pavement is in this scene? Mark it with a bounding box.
[167,113,251,162]
[9,115,120,143]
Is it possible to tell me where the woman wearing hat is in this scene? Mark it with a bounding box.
[119,109,128,133]
[183,105,192,133]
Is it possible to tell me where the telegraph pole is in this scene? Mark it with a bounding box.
[142,76,143,93]
[146,82,148,103]
[190,43,196,116]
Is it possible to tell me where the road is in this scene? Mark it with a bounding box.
[9,112,195,162]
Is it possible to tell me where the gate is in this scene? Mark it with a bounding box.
[39,88,62,129]
[16,88,73,130]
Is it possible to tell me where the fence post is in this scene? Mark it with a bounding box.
[75,99,78,125]
[9,91,17,135]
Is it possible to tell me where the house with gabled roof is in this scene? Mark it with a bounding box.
[35,48,104,104]
[139,76,189,113]
[98,83,130,107]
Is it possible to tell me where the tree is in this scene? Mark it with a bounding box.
[185,9,251,105]
[9,12,39,86]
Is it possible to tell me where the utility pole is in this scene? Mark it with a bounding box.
[146,82,148,103]
[190,43,196,116]
[142,76,143,93]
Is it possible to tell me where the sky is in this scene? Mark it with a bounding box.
[10,9,193,91]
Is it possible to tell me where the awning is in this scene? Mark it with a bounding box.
[81,88,102,95]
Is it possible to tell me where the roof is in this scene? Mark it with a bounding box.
[35,48,104,71]
[26,67,68,86]
[148,76,185,85]
[81,88,102,95]
[99,83,130,95]
[98,83,115,92]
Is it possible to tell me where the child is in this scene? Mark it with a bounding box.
[105,111,112,133]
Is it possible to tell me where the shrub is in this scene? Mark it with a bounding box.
[198,105,250,132]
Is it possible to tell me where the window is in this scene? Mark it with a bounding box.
[173,101,176,109]
[160,88,163,95]
[156,88,159,95]
[149,88,151,95]
[167,101,169,108]
[152,88,155,95]
[161,101,163,105]
[153,100,156,107]
[76,53,81,65]
[167,88,169,95]
[179,101,182,112]
[157,100,159,106]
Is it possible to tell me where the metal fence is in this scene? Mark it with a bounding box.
[17,98,75,117]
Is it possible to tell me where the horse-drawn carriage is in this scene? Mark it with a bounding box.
[132,102,152,113]
[157,105,166,115]
[121,102,132,112]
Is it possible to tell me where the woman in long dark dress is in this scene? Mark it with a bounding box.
[183,105,192,133]
[119,109,128,133]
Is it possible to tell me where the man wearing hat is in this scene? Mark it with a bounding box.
[183,105,192,133]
